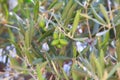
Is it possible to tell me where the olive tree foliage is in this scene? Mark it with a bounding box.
[0,0,120,80]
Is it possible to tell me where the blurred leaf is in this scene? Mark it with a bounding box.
[72,68,89,80]
[116,40,120,61]
[52,2,63,11]
[38,28,54,42]
[36,64,45,80]
[3,4,9,19]
[107,62,120,79]
[71,10,81,37]
[90,53,103,79]
[36,62,48,80]
[80,13,106,26]
[9,40,22,57]
[34,0,39,21]
[25,30,30,48]
[114,11,120,26]
[48,0,57,9]
[51,60,60,78]
[52,56,71,61]
[61,68,69,80]
[9,57,20,67]
[99,4,110,25]
[99,49,105,75]
[24,0,34,3]
[62,0,73,20]
[81,46,90,55]
[73,45,77,57]
[32,58,42,65]
[91,5,106,24]
[8,28,15,43]
[64,3,77,26]
[99,30,109,50]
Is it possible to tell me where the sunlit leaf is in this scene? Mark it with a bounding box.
[62,0,73,20]
[107,62,120,79]
[99,4,110,25]
[71,10,81,37]
[91,5,106,24]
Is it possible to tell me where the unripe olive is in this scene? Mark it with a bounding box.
[39,19,46,28]
[53,32,59,39]
[59,39,68,45]
[51,39,59,46]
[56,44,62,48]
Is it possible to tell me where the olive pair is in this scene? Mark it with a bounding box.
[51,32,68,48]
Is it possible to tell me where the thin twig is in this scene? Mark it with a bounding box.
[4,24,20,31]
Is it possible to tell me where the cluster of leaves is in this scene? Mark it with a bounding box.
[0,0,120,80]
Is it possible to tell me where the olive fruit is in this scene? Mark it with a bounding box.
[53,32,59,39]
[51,39,59,46]
[59,39,68,45]
[56,44,62,48]
[39,19,46,28]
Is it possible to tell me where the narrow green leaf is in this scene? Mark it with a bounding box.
[80,13,106,26]
[64,3,77,26]
[9,57,20,67]
[24,0,34,3]
[72,69,89,80]
[73,46,77,57]
[91,5,106,24]
[25,30,30,48]
[81,46,90,55]
[34,1,39,21]
[3,4,9,19]
[113,11,120,25]
[71,10,80,37]
[100,30,109,47]
[61,68,69,80]
[36,62,47,80]
[107,62,120,79]
[9,40,22,57]
[51,60,60,77]
[32,58,42,65]
[62,0,73,20]
[100,4,110,24]
[48,0,58,9]
[38,28,54,42]
[90,53,96,73]
[116,40,120,61]
[52,2,63,11]
[36,65,44,80]
[8,28,15,43]
[25,50,35,63]
[90,53,102,79]
[99,49,105,76]
[94,56,103,79]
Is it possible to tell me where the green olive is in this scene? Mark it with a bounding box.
[56,44,62,48]
[53,32,59,39]
[39,19,46,28]
[51,39,59,46]
[59,39,68,45]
